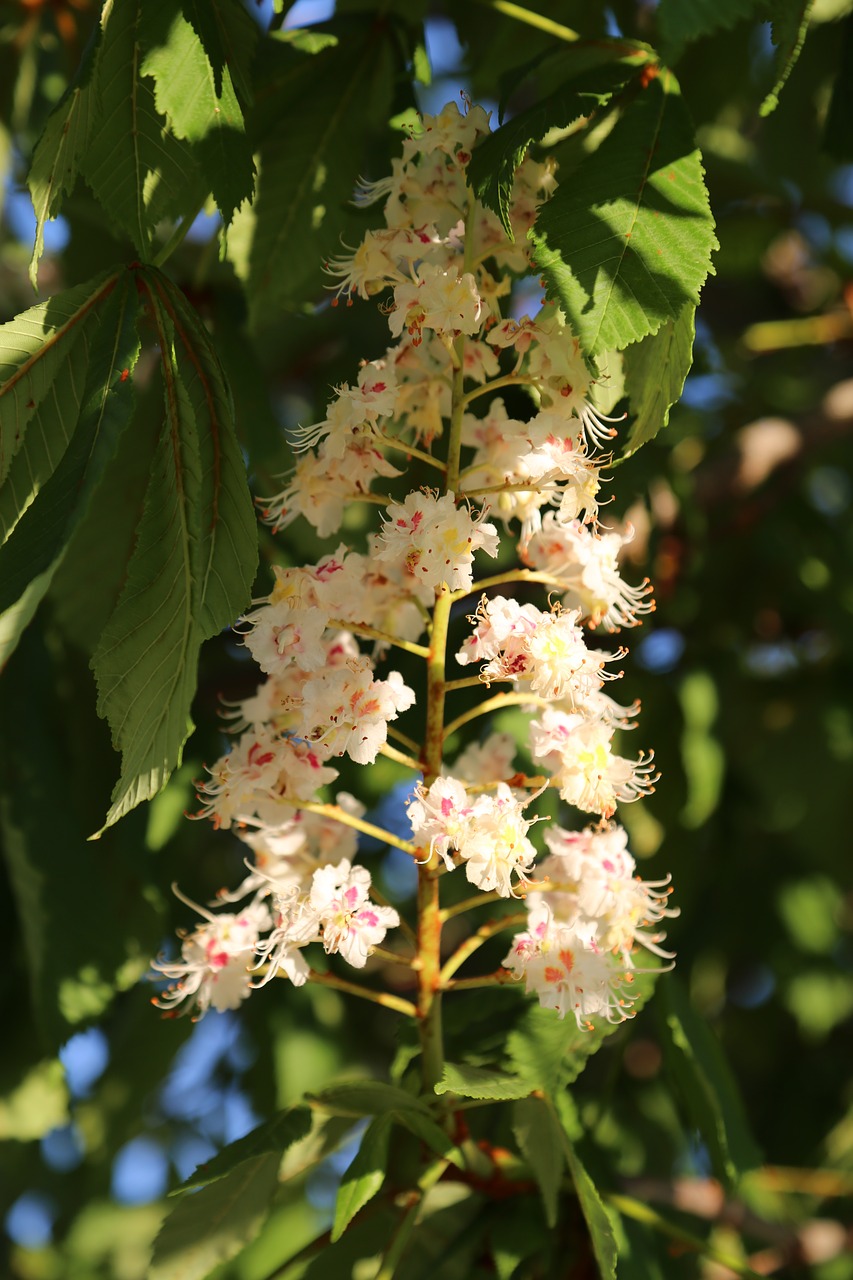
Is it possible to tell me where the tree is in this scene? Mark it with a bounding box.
[1,2,852,1277]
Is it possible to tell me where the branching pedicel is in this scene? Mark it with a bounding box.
[153,99,677,1092]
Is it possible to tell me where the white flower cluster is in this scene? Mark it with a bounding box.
[152,802,400,1018]
[155,97,674,1029]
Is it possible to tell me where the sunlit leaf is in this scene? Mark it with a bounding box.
[80,0,206,254]
[761,0,814,116]
[435,1062,531,1100]
[530,69,717,358]
[142,7,255,226]
[469,59,641,236]
[621,302,695,456]
[332,1113,392,1241]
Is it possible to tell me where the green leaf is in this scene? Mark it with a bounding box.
[0,271,140,662]
[0,272,115,499]
[512,1097,565,1227]
[308,1079,431,1117]
[557,1113,619,1280]
[150,1151,281,1280]
[0,274,140,650]
[553,1095,618,1277]
[530,69,717,359]
[142,6,255,226]
[92,267,257,831]
[80,0,206,255]
[658,976,762,1188]
[26,28,99,289]
[179,0,259,103]
[331,1113,392,1241]
[179,1108,312,1192]
[506,970,659,1094]
[230,28,396,325]
[435,1062,532,1100]
[760,0,814,116]
[657,0,763,54]
[621,302,695,456]
[469,60,640,237]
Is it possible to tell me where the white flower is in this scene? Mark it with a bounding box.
[459,783,539,896]
[457,596,624,706]
[152,898,270,1018]
[298,658,415,765]
[503,904,633,1027]
[522,514,654,631]
[310,861,400,967]
[534,822,677,960]
[390,263,484,345]
[529,709,658,819]
[376,491,498,594]
[407,775,475,869]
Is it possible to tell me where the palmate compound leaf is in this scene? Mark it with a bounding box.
[79,0,207,256]
[91,266,257,832]
[0,271,139,666]
[553,1095,619,1280]
[511,1097,565,1228]
[179,1108,312,1192]
[141,4,255,227]
[530,68,717,360]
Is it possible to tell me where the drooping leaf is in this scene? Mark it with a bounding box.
[150,1151,282,1280]
[0,271,140,662]
[331,1113,393,1241]
[621,302,695,456]
[530,68,717,359]
[657,976,762,1188]
[0,274,140,651]
[92,267,257,831]
[179,0,259,102]
[657,0,763,54]
[555,1095,614,1274]
[512,1097,565,1227]
[27,27,100,288]
[760,0,814,116]
[179,1108,312,1192]
[80,0,206,255]
[506,970,659,1094]
[435,1062,532,1101]
[142,6,255,226]
[469,59,642,237]
[229,26,396,325]
[307,1079,431,1118]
